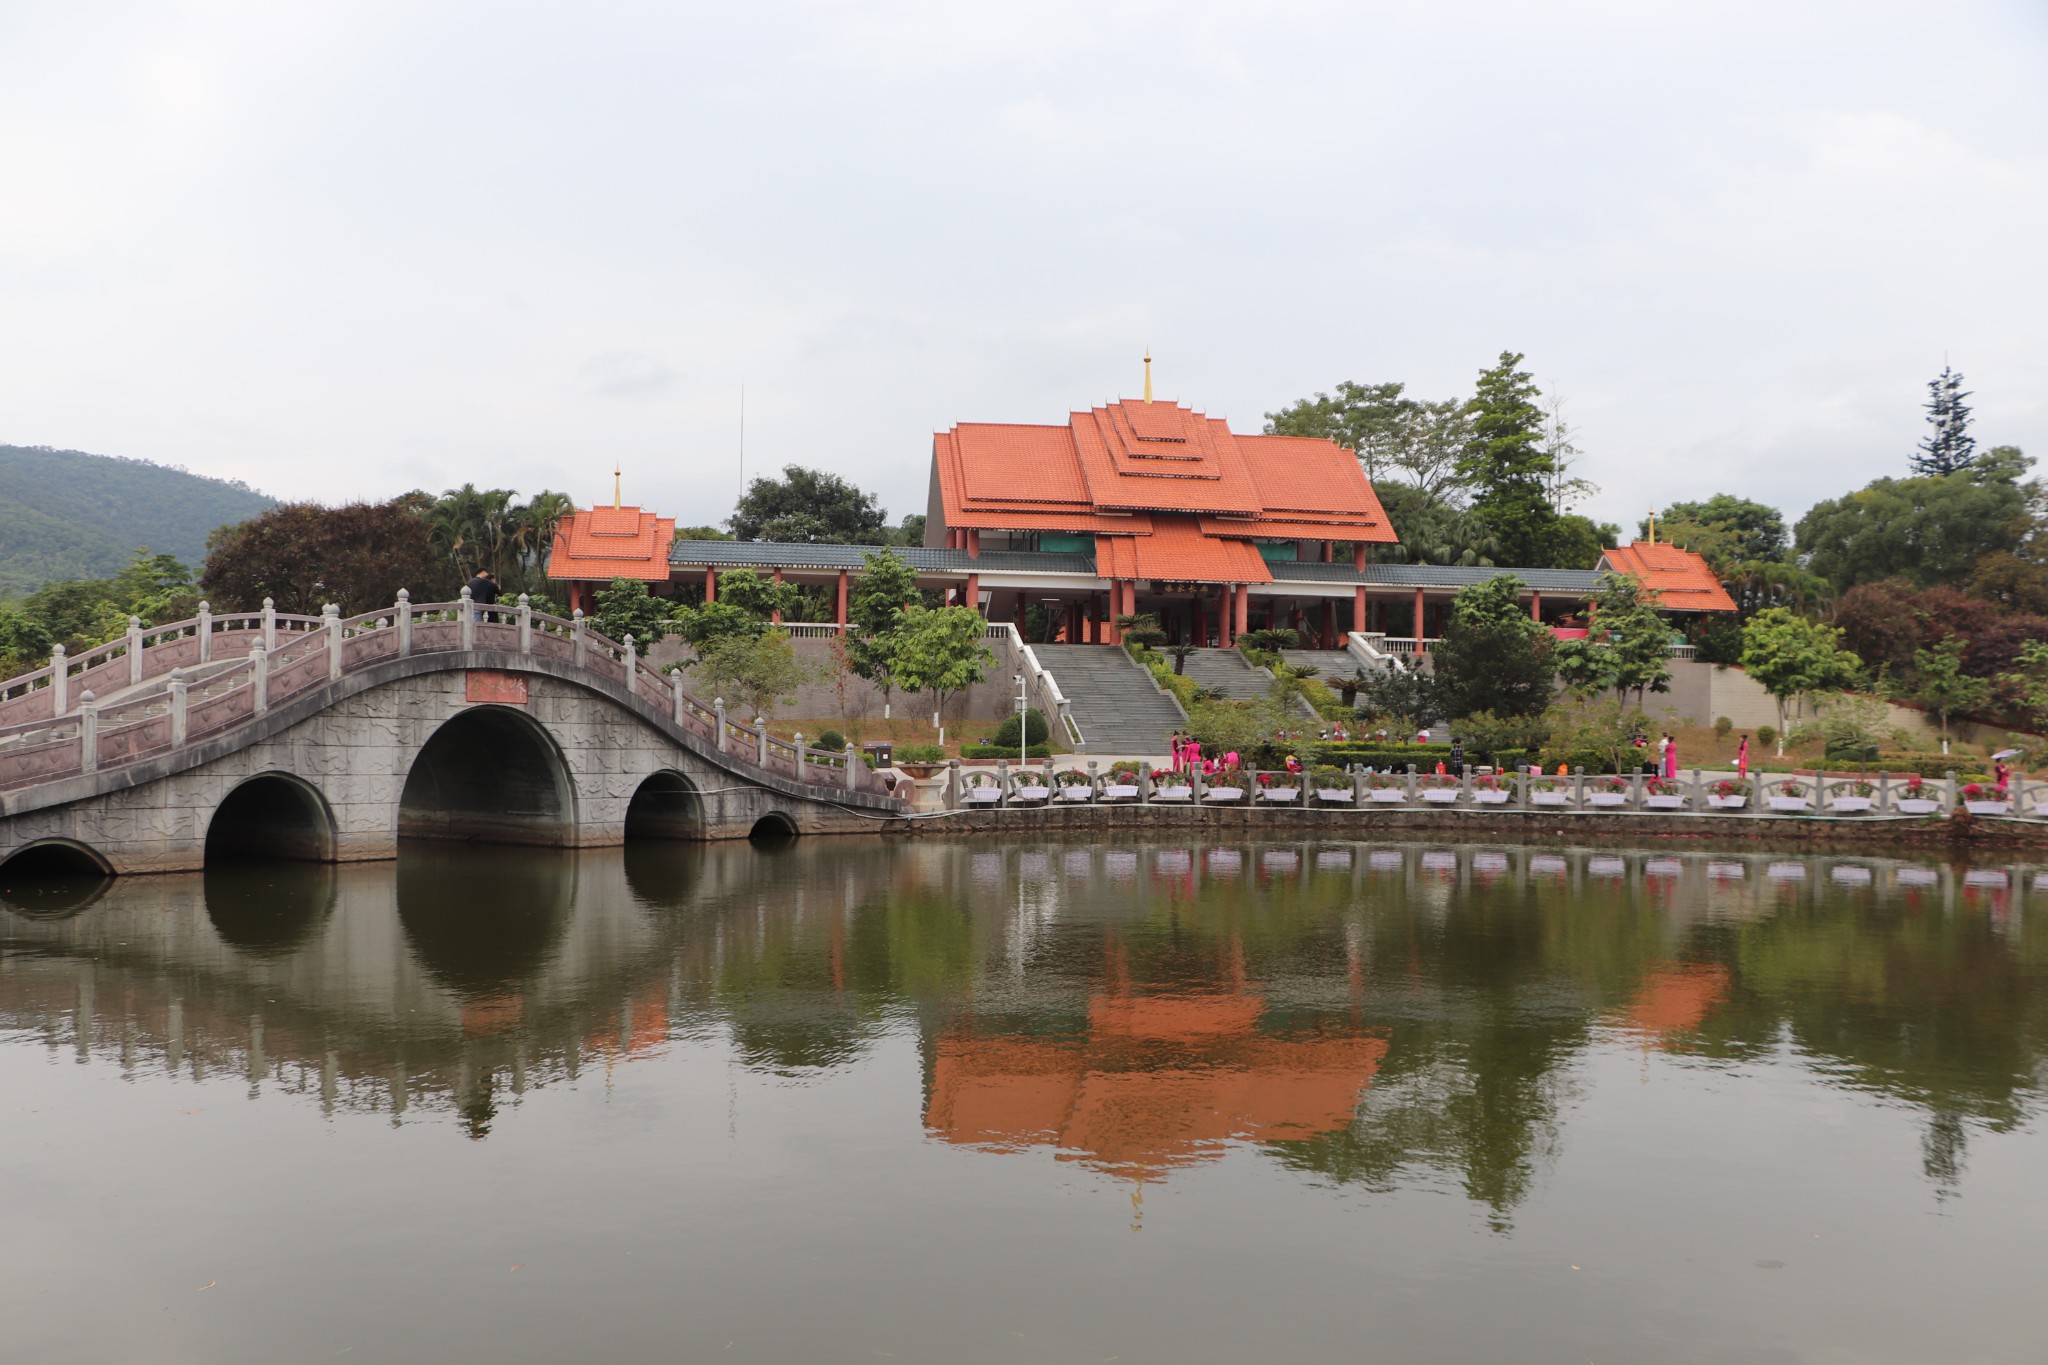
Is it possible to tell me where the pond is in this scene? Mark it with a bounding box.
[4,839,2044,1363]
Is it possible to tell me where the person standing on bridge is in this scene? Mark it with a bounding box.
[466,567,501,623]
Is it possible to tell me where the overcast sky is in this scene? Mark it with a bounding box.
[4,0,2043,538]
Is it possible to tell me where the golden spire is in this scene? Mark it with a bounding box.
[614,463,622,510]
[1647,508,1657,544]
[1142,350,1153,404]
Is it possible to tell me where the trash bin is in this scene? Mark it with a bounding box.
[863,742,893,768]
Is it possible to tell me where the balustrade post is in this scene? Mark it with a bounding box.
[756,718,768,766]
[262,598,277,651]
[946,758,961,810]
[1631,771,1643,808]
[1406,763,1417,802]
[196,601,213,664]
[670,669,686,725]
[997,758,1009,807]
[795,733,807,783]
[1353,764,1367,805]
[624,635,639,691]
[127,616,145,686]
[714,698,727,753]
[1878,772,1890,814]
[396,589,413,656]
[518,594,532,654]
[845,741,860,790]
[78,691,98,773]
[1087,759,1100,804]
[250,640,269,717]
[324,604,343,680]
[168,668,188,748]
[50,644,67,715]
[1573,770,1586,807]
[572,609,587,667]
[459,587,475,651]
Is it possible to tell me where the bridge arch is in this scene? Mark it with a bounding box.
[749,811,800,843]
[0,838,114,920]
[624,770,705,842]
[399,704,576,846]
[206,772,337,865]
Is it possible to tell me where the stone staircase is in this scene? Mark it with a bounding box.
[1280,649,1370,684]
[1178,648,1271,702]
[1032,645,1185,756]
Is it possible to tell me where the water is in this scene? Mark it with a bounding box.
[4,839,2045,1363]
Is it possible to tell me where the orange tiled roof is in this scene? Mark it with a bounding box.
[1599,542,1738,612]
[1097,518,1272,585]
[548,504,676,582]
[932,396,1399,558]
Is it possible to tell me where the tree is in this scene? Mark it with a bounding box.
[728,465,887,543]
[1456,352,1559,568]
[885,605,994,743]
[1998,640,2048,731]
[1912,637,1991,747]
[1649,495,1789,566]
[1793,449,2032,591]
[1552,572,1670,703]
[1266,383,1474,502]
[1912,366,1977,477]
[1357,666,1440,736]
[691,630,820,721]
[593,577,679,646]
[201,500,454,615]
[1538,390,1599,514]
[848,548,919,716]
[0,606,54,675]
[1739,607,1861,741]
[1428,575,1555,719]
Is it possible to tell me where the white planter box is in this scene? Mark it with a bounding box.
[1203,788,1245,803]
[1767,796,1812,812]
[1260,788,1301,803]
[1369,788,1407,803]
[964,788,1003,804]
[1531,791,1571,806]
[1706,795,1748,810]
[1895,797,1940,815]
[1103,784,1141,801]
[1586,792,1630,807]
[1420,788,1460,803]
[1964,800,2011,816]
[1315,789,1354,803]
[1829,796,1872,813]
[1013,786,1050,802]
[1154,785,1194,802]
[1645,795,1687,810]
[1473,790,1511,805]
[1058,785,1092,802]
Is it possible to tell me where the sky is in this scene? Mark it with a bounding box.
[3,0,2044,538]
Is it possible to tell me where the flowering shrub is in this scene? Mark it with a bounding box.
[1204,770,1250,791]
[1418,774,1459,789]
[1592,776,1630,794]
[1844,780,1876,797]
[1710,779,1746,797]
[1367,773,1405,789]
[1530,777,1563,792]
[1646,777,1680,796]
[1776,780,1809,798]
[1110,761,1143,778]
[1901,775,1928,796]
[1473,773,1503,791]
[1310,766,1348,788]
[1962,782,1991,799]
[1054,769,1089,788]
[1149,768,1181,785]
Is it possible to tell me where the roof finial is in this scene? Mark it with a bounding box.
[1647,507,1657,544]
[615,462,623,510]
[1142,349,1153,404]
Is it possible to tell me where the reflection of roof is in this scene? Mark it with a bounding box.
[925,991,1386,1175]
[549,504,677,582]
[1599,542,1737,612]
[1614,964,1729,1041]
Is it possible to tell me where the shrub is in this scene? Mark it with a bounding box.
[1756,724,1778,748]
[1714,716,1734,738]
[1309,766,1348,788]
[990,708,1049,748]
[961,744,1053,760]
[1109,760,1143,777]
[897,743,946,763]
[815,729,847,752]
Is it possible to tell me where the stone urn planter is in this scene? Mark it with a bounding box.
[1895,797,1940,815]
[1368,787,1407,804]
[898,762,945,780]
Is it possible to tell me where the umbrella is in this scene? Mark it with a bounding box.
[1992,748,2022,760]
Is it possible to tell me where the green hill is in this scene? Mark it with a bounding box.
[0,444,276,599]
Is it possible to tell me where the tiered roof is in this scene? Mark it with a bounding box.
[548,504,676,582]
[1598,542,1738,612]
[933,398,1397,584]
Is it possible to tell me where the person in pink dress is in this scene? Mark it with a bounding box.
[1737,734,1750,778]
[1663,734,1678,780]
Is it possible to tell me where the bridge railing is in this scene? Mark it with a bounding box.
[0,589,899,802]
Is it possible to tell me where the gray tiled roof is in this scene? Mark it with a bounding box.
[668,540,1096,574]
[1274,561,1603,592]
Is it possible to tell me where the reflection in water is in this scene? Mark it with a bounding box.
[1,842,2044,1213]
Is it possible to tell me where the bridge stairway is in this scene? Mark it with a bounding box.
[1178,648,1271,702]
[1031,645,1184,757]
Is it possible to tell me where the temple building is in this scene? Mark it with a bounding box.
[547,369,1734,651]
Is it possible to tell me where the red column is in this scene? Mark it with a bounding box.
[1014,594,1027,632]
[1530,590,1543,623]
[704,568,717,603]
[965,573,979,611]
[1353,585,1367,634]
[1104,585,1123,645]
[1089,594,1102,643]
[966,529,980,559]
[1233,584,1250,637]
[771,568,784,624]
[1412,588,1425,644]
[1321,600,1337,647]
[835,570,849,626]
[1353,543,1367,572]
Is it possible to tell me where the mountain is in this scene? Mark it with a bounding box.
[0,444,277,599]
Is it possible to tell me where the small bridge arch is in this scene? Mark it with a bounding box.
[206,772,337,865]
[625,770,704,842]
[399,704,578,846]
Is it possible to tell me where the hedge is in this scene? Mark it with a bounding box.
[960,744,1054,760]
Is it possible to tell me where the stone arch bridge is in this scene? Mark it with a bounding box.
[0,594,904,878]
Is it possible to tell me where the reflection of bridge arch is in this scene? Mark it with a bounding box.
[396,845,576,999]
[204,861,338,955]
[400,704,577,846]
[206,771,337,864]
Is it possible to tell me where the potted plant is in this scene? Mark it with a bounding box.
[1530,777,1572,807]
[960,770,1004,804]
[1203,771,1248,803]
[1367,773,1408,804]
[1586,776,1632,808]
[1418,774,1461,804]
[1257,771,1301,804]
[1054,768,1093,803]
[1103,761,1144,802]
[1011,769,1052,803]
[1894,774,1940,816]
[1150,767,1194,802]
[1472,773,1512,806]
[1706,778,1748,810]
[1961,781,2011,816]
[1311,766,1353,803]
[1767,779,1811,813]
[1828,779,1875,814]
[897,743,948,779]
[1644,776,1687,810]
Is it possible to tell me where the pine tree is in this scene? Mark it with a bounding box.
[1912,366,1977,477]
